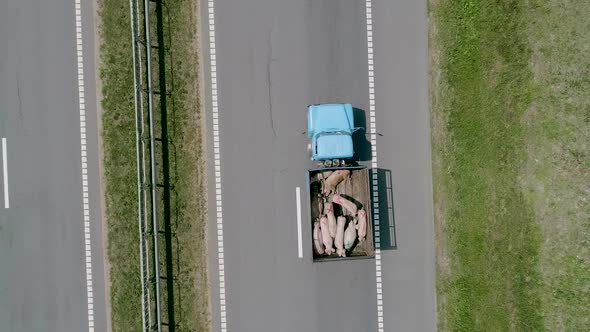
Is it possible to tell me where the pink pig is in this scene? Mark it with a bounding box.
[322,170,350,195]
[318,170,333,182]
[333,194,358,216]
[324,202,337,239]
[344,220,357,250]
[356,209,367,242]
[335,216,346,257]
[320,216,334,255]
[313,221,325,255]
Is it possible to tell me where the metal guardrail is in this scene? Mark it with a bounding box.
[129,0,181,329]
[128,0,153,330]
[129,0,163,330]
[142,0,164,329]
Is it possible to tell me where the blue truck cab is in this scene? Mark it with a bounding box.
[307,103,355,163]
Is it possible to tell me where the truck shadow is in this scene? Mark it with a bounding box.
[372,168,397,250]
[352,107,372,162]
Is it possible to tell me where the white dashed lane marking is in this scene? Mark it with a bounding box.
[73,0,95,330]
[296,187,303,259]
[365,0,385,331]
[2,137,8,209]
[207,1,228,331]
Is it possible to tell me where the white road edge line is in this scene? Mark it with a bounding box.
[365,1,384,331]
[73,1,95,331]
[2,137,8,209]
[207,1,228,331]
[296,187,303,258]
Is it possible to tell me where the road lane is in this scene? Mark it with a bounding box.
[202,0,435,331]
[372,0,436,330]
[203,1,375,331]
[0,0,107,331]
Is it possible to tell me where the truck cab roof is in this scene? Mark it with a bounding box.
[315,132,354,159]
[307,103,354,136]
[307,103,355,160]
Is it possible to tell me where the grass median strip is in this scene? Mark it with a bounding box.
[430,0,589,330]
[99,1,141,329]
[98,0,210,330]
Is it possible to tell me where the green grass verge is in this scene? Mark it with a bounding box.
[158,0,210,330]
[523,0,590,329]
[430,0,589,330]
[98,0,210,331]
[98,1,141,329]
[430,0,543,330]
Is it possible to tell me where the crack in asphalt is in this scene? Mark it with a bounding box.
[266,27,278,139]
[16,75,23,126]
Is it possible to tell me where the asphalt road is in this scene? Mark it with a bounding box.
[202,0,435,331]
[0,0,107,331]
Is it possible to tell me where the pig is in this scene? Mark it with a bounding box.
[320,216,334,255]
[318,170,333,182]
[313,221,325,255]
[356,209,367,242]
[344,219,357,251]
[324,202,337,239]
[334,216,346,257]
[318,170,333,193]
[322,170,351,195]
[310,193,324,220]
[333,194,358,216]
